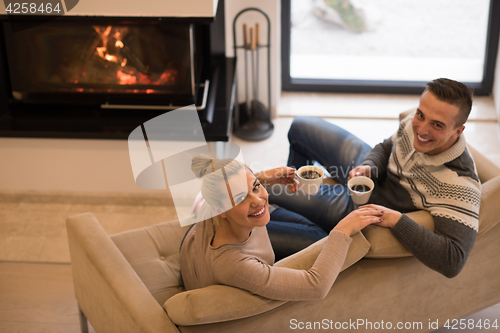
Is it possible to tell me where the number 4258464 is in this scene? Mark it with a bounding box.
[5,2,62,14]
[443,319,498,330]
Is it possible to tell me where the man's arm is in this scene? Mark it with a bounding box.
[255,167,299,193]
[358,137,393,180]
[391,215,477,278]
[359,116,409,180]
[364,205,477,278]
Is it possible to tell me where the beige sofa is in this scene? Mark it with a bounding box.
[67,113,500,333]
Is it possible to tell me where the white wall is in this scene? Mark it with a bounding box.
[0,138,157,193]
[224,0,280,117]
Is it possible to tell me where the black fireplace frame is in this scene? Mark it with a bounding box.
[0,0,236,141]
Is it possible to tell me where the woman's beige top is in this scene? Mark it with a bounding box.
[179,218,352,301]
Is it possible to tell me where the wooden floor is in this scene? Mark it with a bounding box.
[0,262,96,333]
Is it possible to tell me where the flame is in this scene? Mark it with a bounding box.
[72,25,178,90]
[114,68,177,86]
[117,69,137,85]
[93,25,124,65]
[95,46,106,59]
[105,54,118,62]
[159,71,173,81]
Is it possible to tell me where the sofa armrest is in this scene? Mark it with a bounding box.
[362,210,435,258]
[478,175,500,235]
[67,212,179,333]
[399,108,416,122]
[467,145,500,183]
[361,175,500,257]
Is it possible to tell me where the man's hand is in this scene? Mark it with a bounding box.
[348,165,371,181]
[256,167,299,193]
[333,206,384,236]
[361,204,402,228]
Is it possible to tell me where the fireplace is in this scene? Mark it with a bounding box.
[0,0,236,141]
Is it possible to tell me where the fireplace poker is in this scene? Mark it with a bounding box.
[251,23,268,123]
[250,26,256,116]
[255,23,259,108]
[243,24,249,109]
[239,24,251,121]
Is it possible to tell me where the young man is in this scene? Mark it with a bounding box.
[269,78,481,278]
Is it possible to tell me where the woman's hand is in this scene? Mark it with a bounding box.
[333,206,384,236]
[348,165,372,181]
[360,204,402,228]
[256,167,299,193]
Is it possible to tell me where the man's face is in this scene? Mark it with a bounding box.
[412,91,465,156]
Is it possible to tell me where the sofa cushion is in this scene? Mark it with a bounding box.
[362,210,435,258]
[164,285,285,326]
[163,231,370,326]
[468,145,500,183]
[111,220,190,305]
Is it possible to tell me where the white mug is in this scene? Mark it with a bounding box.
[296,165,324,194]
[347,176,374,205]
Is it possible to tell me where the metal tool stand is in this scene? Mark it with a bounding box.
[232,8,274,141]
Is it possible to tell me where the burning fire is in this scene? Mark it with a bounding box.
[116,69,137,85]
[73,25,177,89]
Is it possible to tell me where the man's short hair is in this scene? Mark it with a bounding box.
[424,78,473,127]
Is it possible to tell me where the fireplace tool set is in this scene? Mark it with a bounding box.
[232,8,274,141]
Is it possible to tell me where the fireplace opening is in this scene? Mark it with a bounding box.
[3,21,203,106]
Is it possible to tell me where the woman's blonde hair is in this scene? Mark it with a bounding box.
[191,155,248,213]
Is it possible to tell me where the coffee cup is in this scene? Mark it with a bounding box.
[348,176,374,205]
[297,165,324,194]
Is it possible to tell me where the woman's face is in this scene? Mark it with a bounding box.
[219,168,270,228]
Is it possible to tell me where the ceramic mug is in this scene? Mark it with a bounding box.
[296,165,324,194]
[347,176,374,205]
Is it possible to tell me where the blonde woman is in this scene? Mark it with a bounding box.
[180,155,383,301]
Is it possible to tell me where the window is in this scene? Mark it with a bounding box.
[282,0,500,94]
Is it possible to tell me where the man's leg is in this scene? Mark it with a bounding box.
[268,182,354,232]
[287,116,372,185]
[266,208,328,261]
[269,117,372,230]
